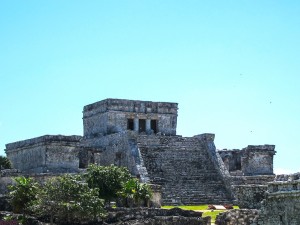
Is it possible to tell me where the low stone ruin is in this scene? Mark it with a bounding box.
[215,209,260,225]
[216,172,300,225]
[0,207,211,225]
[105,207,210,225]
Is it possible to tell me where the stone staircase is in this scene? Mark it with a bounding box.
[137,135,233,205]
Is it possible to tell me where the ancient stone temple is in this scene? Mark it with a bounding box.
[4,98,277,205]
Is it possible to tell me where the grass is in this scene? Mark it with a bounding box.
[202,210,225,223]
[162,205,240,223]
[162,205,209,210]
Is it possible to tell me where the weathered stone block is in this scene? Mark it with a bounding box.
[5,135,82,173]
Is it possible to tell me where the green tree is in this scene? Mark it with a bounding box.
[31,174,105,225]
[85,164,131,204]
[8,176,39,215]
[0,155,12,170]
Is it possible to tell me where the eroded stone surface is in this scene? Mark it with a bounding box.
[5,135,82,173]
[218,145,276,176]
[216,173,300,225]
[232,185,267,209]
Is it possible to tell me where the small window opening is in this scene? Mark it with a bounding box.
[151,120,157,133]
[127,119,134,130]
[139,119,146,132]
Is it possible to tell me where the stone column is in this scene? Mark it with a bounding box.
[146,119,151,132]
[134,118,139,132]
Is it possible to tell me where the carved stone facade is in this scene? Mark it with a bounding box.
[4,98,276,205]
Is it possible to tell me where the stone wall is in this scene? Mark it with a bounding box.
[138,134,233,205]
[0,169,19,195]
[0,177,15,195]
[0,207,210,225]
[105,207,210,225]
[83,99,178,137]
[5,135,82,173]
[218,173,300,225]
[260,176,300,224]
[215,209,261,225]
[232,185,267,209]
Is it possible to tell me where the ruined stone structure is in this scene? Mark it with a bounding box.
[218,145,276,176]
[4,98,276,205]
[5,135,81,173]
[216,173,300,225]
[0,207,211,225]
[231,185,267,209]
[216,209,261,225]
[260,173,300,224]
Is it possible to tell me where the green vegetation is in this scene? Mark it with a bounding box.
[162,205,240,223]
[0,155,12,170]
[85,164,132,205]
[85,164,152,207]
[203,210,225,223]
[31,174,105,225]
[162,205,209,210]
[8,176,39,215]
[8,165,153,224]
[119,178,153,207]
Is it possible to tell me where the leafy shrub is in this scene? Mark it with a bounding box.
[85,164,131,204]
[8,176,39,215]
[118,178,153,207]
[31,174,105,225]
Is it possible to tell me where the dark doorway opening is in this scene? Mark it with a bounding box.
[235,157,242,170]
[139,119,146,133]
[127,119,134,130]
[151,120,157,133]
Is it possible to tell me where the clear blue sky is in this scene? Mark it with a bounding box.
[1,1,299,174]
